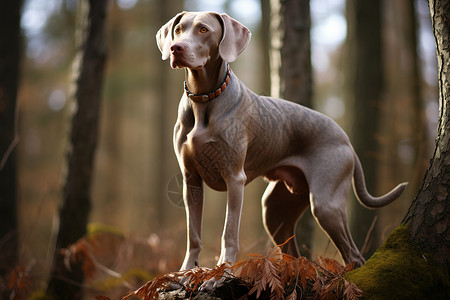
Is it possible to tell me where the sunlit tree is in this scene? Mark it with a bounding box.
[47,0,108,298]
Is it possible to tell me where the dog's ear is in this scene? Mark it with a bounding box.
[217,13,251,63]
[156,12,185,60]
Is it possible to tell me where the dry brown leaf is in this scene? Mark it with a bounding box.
[120,243,362,300]
[62,238,97,279]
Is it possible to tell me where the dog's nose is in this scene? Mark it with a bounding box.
[171,43,185,53]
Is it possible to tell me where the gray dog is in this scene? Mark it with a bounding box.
[156,11,407,271]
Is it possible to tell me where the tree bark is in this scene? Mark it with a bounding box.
[403,0,450,270]
[260,0,271,95]
[345,0,383,257]
[0,1,22,296]
[46,0,108,298]
[270,0,312,106]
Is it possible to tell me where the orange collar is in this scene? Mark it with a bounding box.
[184,65,231,103]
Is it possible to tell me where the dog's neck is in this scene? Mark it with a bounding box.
[184,60,228,98]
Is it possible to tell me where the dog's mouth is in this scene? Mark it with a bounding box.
[170,50,191,69]
[170,52,205,70]
[171,60,183,69]
[170,56,185,69]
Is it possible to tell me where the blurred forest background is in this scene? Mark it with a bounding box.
[1,0,440,297]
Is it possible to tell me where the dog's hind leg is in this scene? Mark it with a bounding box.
[262,180,310,257]
[309,177,366,267]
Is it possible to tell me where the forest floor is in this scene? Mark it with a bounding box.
[114,243,362,300]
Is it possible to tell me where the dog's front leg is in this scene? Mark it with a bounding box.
[217,171,246,266]
[200,172,246,291]
[180,172,204,271]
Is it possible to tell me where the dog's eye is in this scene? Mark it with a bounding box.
[174,27,181,34]
[200,27,208,33]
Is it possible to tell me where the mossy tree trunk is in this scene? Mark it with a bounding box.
[46,0,108,299]
[347,1,450,297]
[403,0,450,270]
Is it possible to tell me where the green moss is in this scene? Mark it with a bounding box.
[346,225,450,299]
[87,222,125,239]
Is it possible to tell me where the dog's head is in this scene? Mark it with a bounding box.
[156,11,251,69]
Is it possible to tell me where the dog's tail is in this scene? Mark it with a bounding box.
[352,153,407,208]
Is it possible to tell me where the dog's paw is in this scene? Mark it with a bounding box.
[199,276,225,291]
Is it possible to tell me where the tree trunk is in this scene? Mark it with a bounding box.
[260,0,271,95]
[381,0,426,206]
[403,0,450,269]
[0,1,22,296]
[270,0,312,106]
[345,0,383,257]
[346,1,450,297]
[46,0,108,298]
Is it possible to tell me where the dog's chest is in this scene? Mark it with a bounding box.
[181,125,232,190]
[177,103,241,191]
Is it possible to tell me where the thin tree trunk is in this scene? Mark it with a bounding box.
[0,1,22,297]
[260,0,271,95]
[381,0,426,203]
[270,0,314,255]
[270,0,312,106]
[346,0,383,257]
[46,0,108,298]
